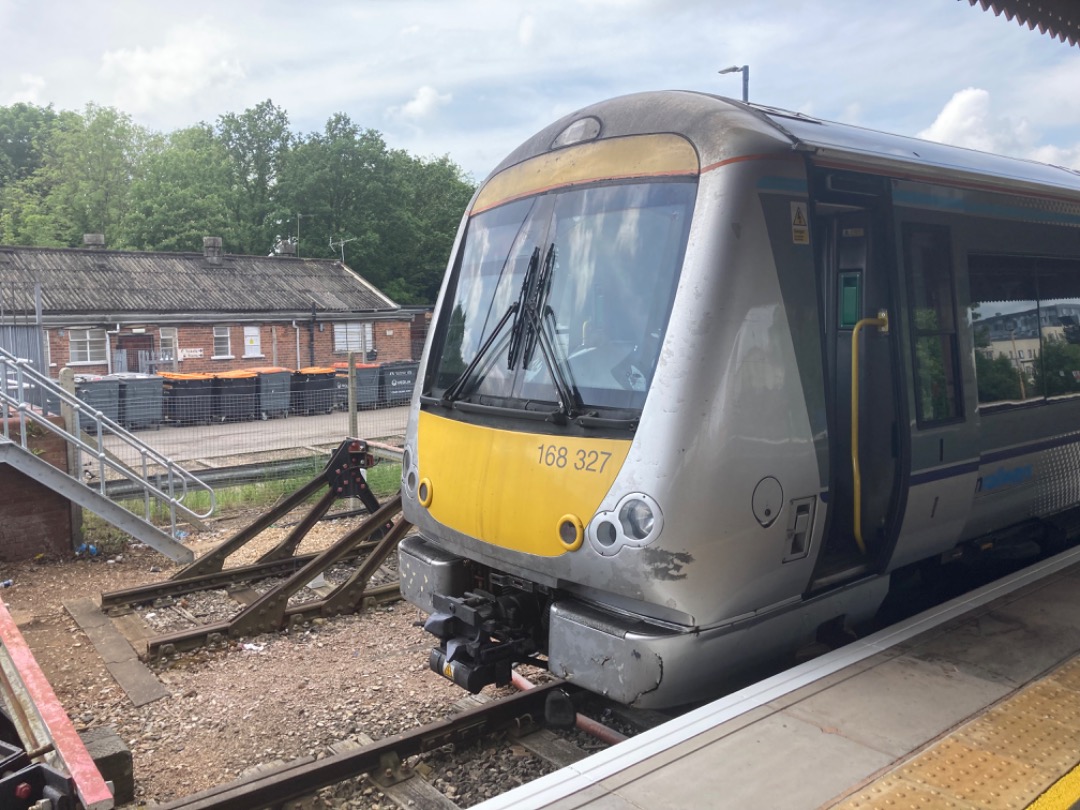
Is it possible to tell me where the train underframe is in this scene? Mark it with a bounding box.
[399,533,892,707]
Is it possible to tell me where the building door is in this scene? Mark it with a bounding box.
[116,333,154,373]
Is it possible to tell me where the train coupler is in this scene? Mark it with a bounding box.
[424,588,542,693]
[429,643,513,693]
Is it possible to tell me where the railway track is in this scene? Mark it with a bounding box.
[101,439,408,658]
[155,679,595,810]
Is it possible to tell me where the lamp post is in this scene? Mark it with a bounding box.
[719,64,749,103]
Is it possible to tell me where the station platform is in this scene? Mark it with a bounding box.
[480,546,1080,810]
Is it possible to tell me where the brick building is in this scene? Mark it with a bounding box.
[0,235,410,376]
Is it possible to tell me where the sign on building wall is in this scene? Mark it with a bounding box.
[179,347,204,359]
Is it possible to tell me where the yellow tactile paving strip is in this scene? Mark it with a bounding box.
[832,656,1080,809]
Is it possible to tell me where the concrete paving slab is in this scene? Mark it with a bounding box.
[906,605,1080,687]
[541,786,637,810]
[764,649,898,712]
[597,705,777,792]
[781,654,1011,758]
[65,598,169,707]
[602,712,894,810]
[106,659,169,707]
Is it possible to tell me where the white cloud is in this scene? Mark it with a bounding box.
[1028,143,1080,170]
[917,87,1080,169]
[917,88,1023,154]
[388,86,453,123]
[518,15,535,47]
[99,21,245,117]
[8,74,45,105]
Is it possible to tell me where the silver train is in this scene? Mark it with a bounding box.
[397,91,1080,708]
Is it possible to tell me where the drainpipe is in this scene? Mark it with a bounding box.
[309,303,317,367]
[105,322,121,374]
[292,321,300,371]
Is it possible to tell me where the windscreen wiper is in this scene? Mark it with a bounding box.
[521,303,579,421]
[522,244,556,369]
[440,302,520,405]
[507,246,541,370]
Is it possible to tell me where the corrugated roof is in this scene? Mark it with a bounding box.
[964,0,1080,47]
[0,246,399,316]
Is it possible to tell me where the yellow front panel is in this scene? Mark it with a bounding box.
[418,410,631,557]
[473,133,699,214]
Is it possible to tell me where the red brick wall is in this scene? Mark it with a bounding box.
[0,417,74,561]
[45,317,414,376]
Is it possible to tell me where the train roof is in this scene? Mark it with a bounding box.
[491,90,1080,203]
[750,99,1080,198]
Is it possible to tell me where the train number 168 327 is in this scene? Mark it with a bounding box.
[537,444,612,473]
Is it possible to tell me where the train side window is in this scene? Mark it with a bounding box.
[904,223,961,424]
[1035,263,1080,401]
[968,255,1041,407]
[838,272,861,329]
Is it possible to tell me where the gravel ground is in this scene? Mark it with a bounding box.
[0,509,511,807]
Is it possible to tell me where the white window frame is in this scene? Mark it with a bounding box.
[212,326,233,359]
[243,325,263,358]
[68,328,108,365]
[159,327,177,361]
[333,322,373,355]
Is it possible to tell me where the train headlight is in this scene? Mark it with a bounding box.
[588,493,664,556]
[620,499,654,540]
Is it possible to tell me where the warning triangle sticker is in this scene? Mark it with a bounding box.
[792,207,807,227]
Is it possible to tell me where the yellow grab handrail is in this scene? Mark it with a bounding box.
[850,310,889,554]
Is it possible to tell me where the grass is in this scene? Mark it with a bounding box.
[80,458,403,548]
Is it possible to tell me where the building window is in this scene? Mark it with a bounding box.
[160,328,177,361]
[243,326,263,358]
[905,223,961,424]
[213,326,232,358]
[69,328,108,364]
[334,322,374,356]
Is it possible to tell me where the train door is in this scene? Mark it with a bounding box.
[811,194,908,589]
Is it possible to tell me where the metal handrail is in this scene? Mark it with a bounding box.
[850,310,888,555]
[0,347,215,539]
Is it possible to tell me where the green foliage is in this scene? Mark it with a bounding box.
[0,102,60,191]
[975,352,1027,402]
[0,99,476,303]
[1034,340,1080,397]
[217,100,292,254]
[120,125,233,252]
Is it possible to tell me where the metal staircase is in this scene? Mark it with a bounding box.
[1,347,214,562]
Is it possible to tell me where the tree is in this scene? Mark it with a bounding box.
[275,114,391,264]
[378,151,474,303]
[975,353,1026,403]
[121,124,233,252]
[1034,339,1080,397]
[4,104,151,247]
[0,98,473,301]
[216,100,291,254]
[0,103,60,192]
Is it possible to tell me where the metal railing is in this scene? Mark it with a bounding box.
[0,346,215,540]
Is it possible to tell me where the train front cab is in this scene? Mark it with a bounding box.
[401,94,1080,707]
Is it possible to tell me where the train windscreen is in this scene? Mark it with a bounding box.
[430,180,696,414]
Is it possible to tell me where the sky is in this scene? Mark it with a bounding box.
[2,0,1080,182]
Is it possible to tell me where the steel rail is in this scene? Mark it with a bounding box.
[99,543,379,613]
[156,680,580,810]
